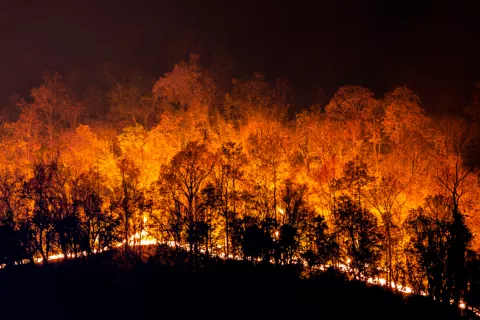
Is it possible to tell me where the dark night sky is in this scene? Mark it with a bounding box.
[1,0,479,114]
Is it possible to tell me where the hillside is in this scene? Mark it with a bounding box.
[0,250,467,320]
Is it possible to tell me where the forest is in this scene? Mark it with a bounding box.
[1,53,480,314]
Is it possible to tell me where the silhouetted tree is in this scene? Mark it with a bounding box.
[112,157,148,257]
[277,180,313,264]
[334,196,383,280]
[198,184,220,257]
[162,142,214,259]
[302,215,339,273]
[465,250,480,311]
[341,160,374,208]
[405,196,451,301]
[367,173,406,289]
[23,161,61,264]
[405,187,472,306]
[436,159,473,306]
[0,171,31,265]
[241,216,271,262]
[71,170,119,254]
[215,142,246,258]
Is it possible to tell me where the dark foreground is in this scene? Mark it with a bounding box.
[0,250,469,320]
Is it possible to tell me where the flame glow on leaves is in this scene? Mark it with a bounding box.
[0,60,478,313]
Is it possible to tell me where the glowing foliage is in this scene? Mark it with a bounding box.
[0,56,479,308]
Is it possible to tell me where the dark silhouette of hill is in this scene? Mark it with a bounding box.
[0,250,468,320]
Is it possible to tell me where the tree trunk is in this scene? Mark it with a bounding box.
[225,180,229,259]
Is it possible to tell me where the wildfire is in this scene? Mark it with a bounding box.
[115,230,158,247]
[0,57,477,316]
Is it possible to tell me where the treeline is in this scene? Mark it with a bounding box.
[1,54,480,311]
